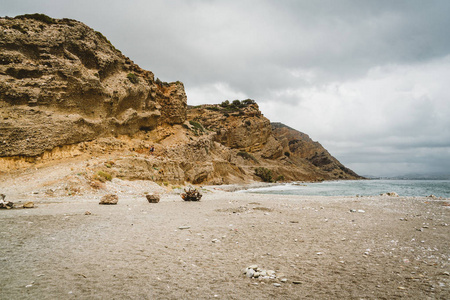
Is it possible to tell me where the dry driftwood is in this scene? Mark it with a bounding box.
[181,187,202,201]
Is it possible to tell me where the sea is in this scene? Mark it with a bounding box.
[242,179,450,198]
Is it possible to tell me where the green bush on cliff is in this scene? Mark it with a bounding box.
[15,13,56,24]
[276,175,285,182]
[94,171,113,182]
[220,99,256,111]
[127,73,139,84]
[189,120,206,136]
[237,151,258,163]
[255,167,273,182]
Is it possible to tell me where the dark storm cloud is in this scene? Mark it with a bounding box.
[2,0,450,176]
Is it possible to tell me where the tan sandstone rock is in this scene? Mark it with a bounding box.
[146,194,160,203]
[99,194,118,205]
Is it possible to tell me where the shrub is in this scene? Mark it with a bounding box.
[220,100,230,108]
[94,171,112,182]
[189,120,204,131]
[15,13,56,24]
[189,120,206,136]
[127,73,138,84]
[276,175,285,182]
[255,167,273,182]
[237,151,258,163]
[242,99,256,105]
[232,99,242,107]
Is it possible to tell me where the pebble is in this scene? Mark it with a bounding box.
[273,283,281,287]
[246,269,255,278]
[178,226,190,230]
[211,239,220,243]
[280,278,287,283]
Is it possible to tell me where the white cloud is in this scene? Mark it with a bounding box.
[260,56,450,176]
[186,82,248,106]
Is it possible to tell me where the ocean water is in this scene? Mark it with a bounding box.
[243,179,450,198]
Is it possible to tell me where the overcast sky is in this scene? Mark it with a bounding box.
[3,0,450,177]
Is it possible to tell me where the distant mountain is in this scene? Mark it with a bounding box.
[390,173,450,180]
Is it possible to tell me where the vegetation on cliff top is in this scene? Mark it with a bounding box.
[205,99,256,113]
[14,13,56,24]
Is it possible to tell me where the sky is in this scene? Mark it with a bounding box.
[3,0,450,177]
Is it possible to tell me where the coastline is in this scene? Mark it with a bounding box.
[1,186,449,299]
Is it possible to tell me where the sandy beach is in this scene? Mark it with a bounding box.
[1,179,449,299]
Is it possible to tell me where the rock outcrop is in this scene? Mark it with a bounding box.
[0,14,186,157]
[0,14,362,184]
[186,102,362,182]
[271,122,362,180]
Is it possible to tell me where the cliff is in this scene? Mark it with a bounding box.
[186,102,362,182]
[0,14,362,184]
[0,14,186,157]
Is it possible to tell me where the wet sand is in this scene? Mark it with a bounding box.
[1,187,449,299]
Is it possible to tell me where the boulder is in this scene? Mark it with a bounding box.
[99,194,119,205]
[146,194,160,203]
[23,201,34,208]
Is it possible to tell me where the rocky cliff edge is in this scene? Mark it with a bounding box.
[0,14,362,185]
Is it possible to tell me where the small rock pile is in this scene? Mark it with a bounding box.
[243,265,280,280]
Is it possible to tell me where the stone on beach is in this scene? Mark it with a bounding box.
[146,194,160,203]
[23,201,34,208]
[380,192,399,197]
[99,194,119,205]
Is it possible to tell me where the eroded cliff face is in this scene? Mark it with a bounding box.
[0,14,186,157]
[186,102,362,182]
[0,15,361,184]
[271,123,362,180]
